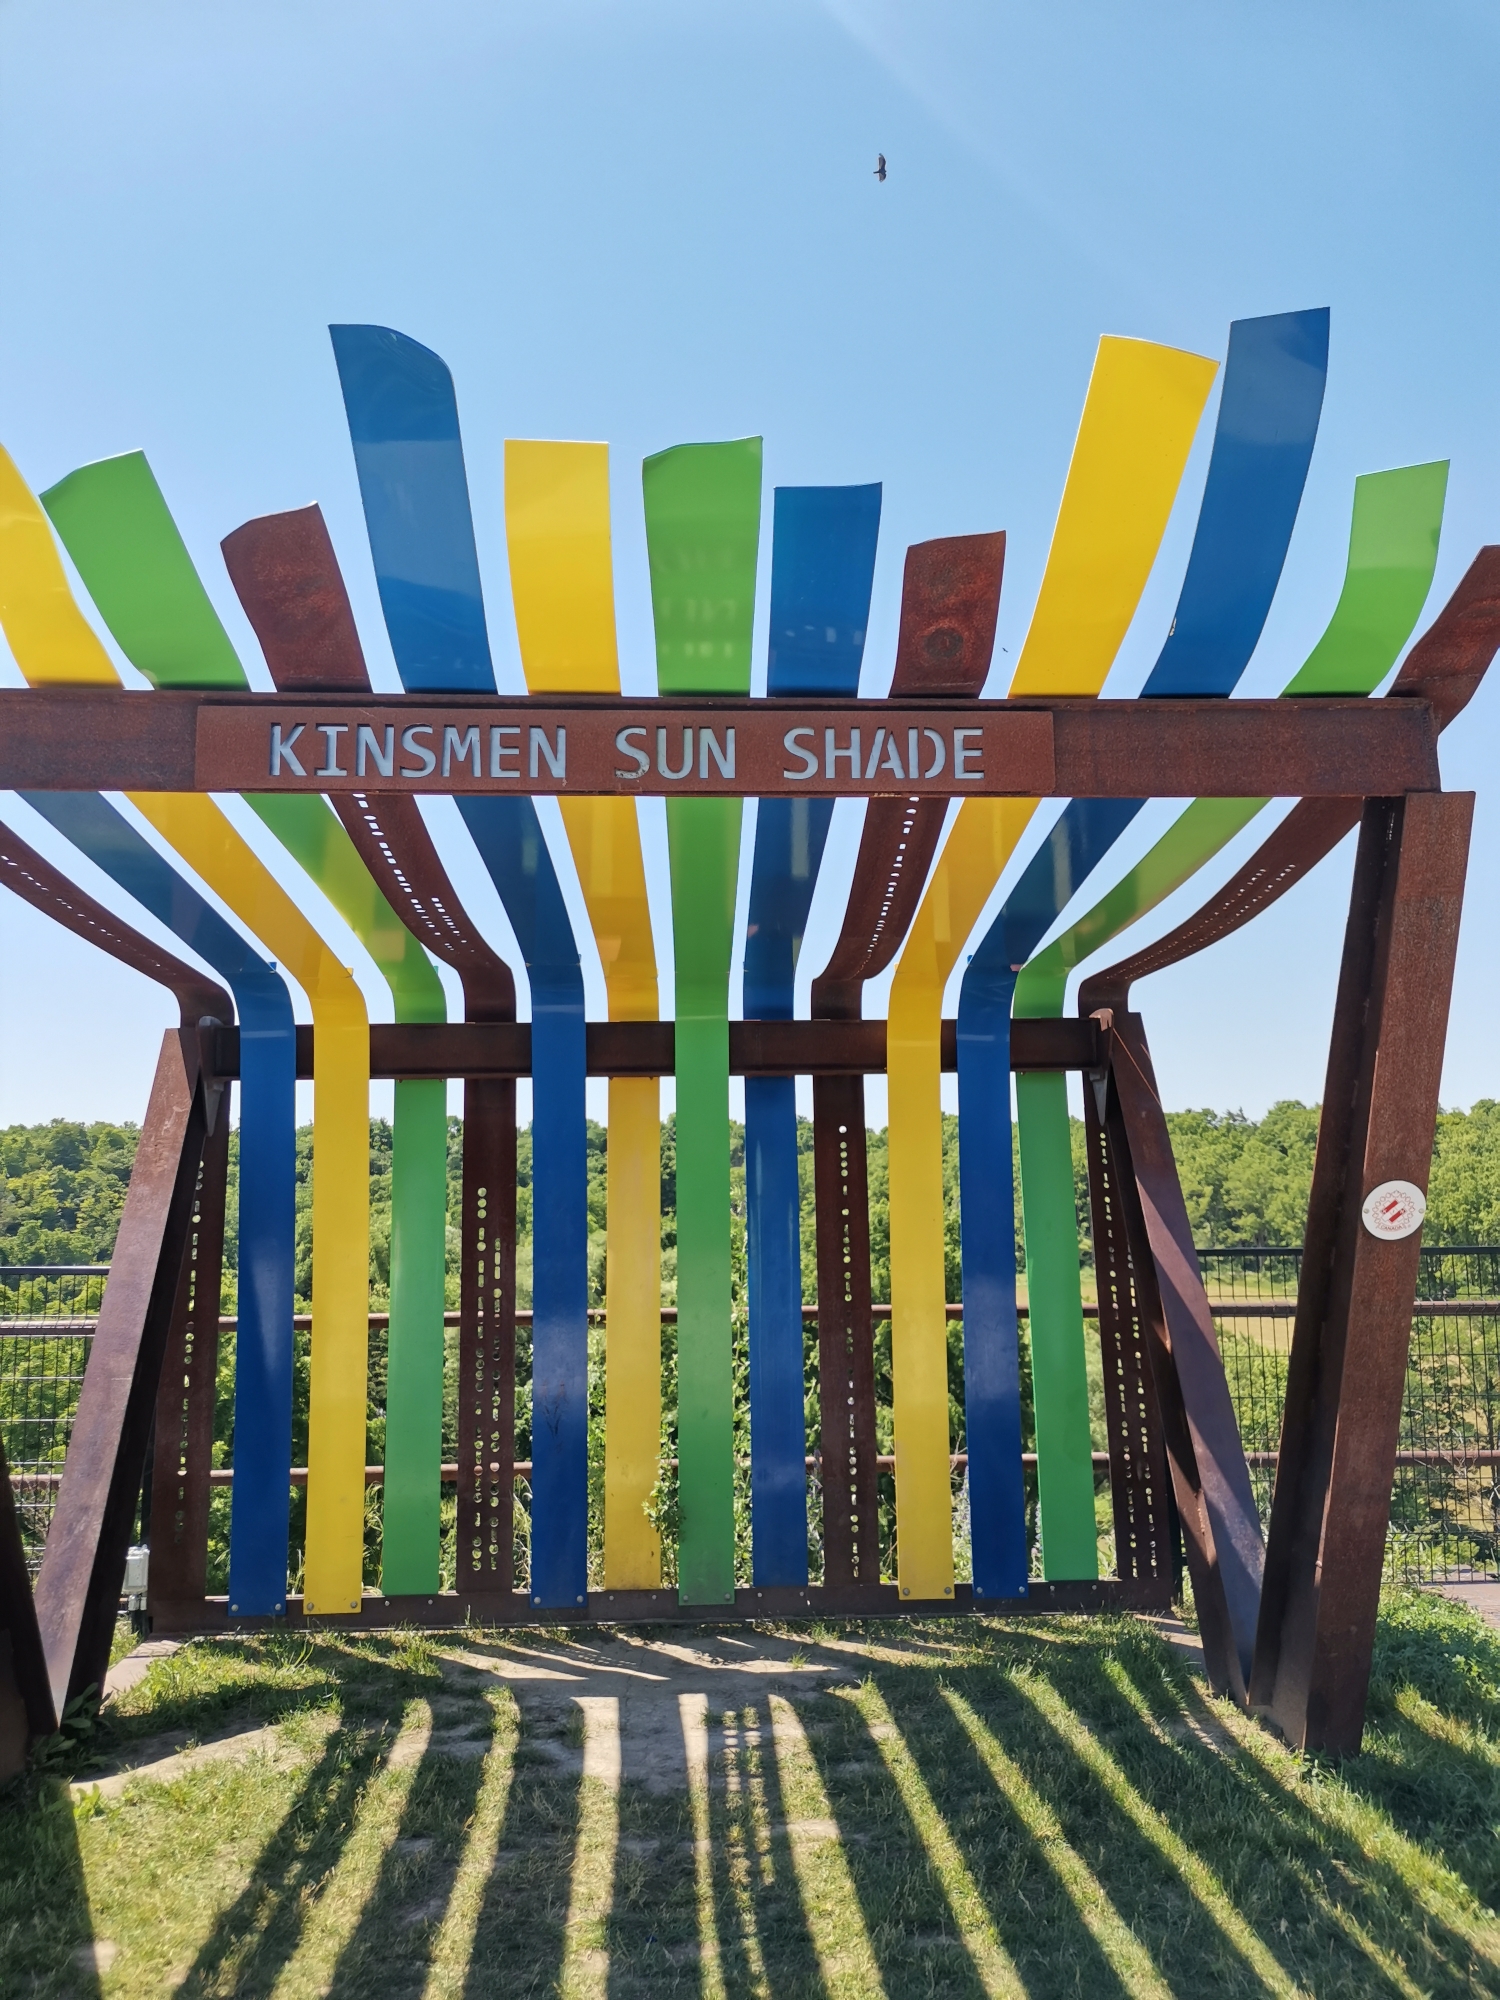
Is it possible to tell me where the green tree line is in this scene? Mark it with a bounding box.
[9,1098,1500,1282]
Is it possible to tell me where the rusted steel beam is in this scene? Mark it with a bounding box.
[0,1433,55,1774]
[1081,547,1500,1015]
[1104,1010,1265,1701]
[144,1114,228,1624]
[221,505,521,1028]
[206,1015,1102,1082]
[0,687,1444,799]
[0,818,231,1031]
[1251,792,1474,1754]
[1099,1053,1248,1695]
[33,1032,210,1715]
[1081,1069,1173,1594]
[0,820,232,1726]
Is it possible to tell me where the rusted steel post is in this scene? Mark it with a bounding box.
[34,1030,209,1714]
[810,1073,881,1588]
[1251,791,1474,1754]
[1099,1016,1264,1699]
[1080,1069,1172,1596]
[457,1077,519,1594]
[145,1109,229,1625]
[0,1434,55,1773]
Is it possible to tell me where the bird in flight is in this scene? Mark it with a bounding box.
[874,153,887,181]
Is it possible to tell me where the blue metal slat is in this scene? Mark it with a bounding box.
[744,483,880,1586]
[330,323,590,1609]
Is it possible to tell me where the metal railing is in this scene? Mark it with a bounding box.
[0,1266,109,1573]
[3,1250,1497,1585]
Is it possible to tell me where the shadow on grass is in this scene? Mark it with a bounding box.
[323,1706,497,1999]
[14,1610,1496,1998]
[917,1620,1493,2000]
[460,1700,584,1997]
[0,1768,104,1999]
[791,1682,1000,1996]
[171,1714,401,1998]
[876,1670,1150,1999]
[1336,1591,1500,1910]
[704,1700,823,1999]
[605,1755,699,1997]
[1125,1644,1494,1992]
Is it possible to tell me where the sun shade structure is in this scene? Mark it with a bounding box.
[0,307,1494,1776]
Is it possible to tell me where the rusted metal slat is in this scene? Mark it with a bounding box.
[1081,547,1500,1017]
[1082,1071,1172,1591]
[222,502,526,1607]
[0,821,231,1031]
[146,1573,1170,1635]
[811,1075,881,1589]
[456,1077,519,1595]
[809,531,1006,1588]
[144,1113,229,1623]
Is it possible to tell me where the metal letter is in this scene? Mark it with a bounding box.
[401,723,436,776]
[443,724,481,777]
[615,726,649,778]
[782,727,817,779]
[269,722,305,776]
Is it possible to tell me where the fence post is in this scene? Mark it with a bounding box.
[1252,792,1474,1754]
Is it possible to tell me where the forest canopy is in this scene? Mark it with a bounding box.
[6,1098,1500,1294]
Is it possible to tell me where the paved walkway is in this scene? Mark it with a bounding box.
[1431,1580,1500,1630]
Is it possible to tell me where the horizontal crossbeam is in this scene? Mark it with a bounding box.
[205,1016,1101,1080]
[0,689,1441,798]
[146,1575,1171,1634]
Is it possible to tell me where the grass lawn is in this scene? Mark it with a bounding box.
[2,1590,1498,1998]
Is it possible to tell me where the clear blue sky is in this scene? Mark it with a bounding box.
[2,1,1498,1130]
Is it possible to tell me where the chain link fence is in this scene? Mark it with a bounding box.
[0,1265,108,1573]
[1203,1246,1500,1583]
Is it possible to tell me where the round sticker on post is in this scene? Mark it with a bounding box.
[1361,1180,1426,1241]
